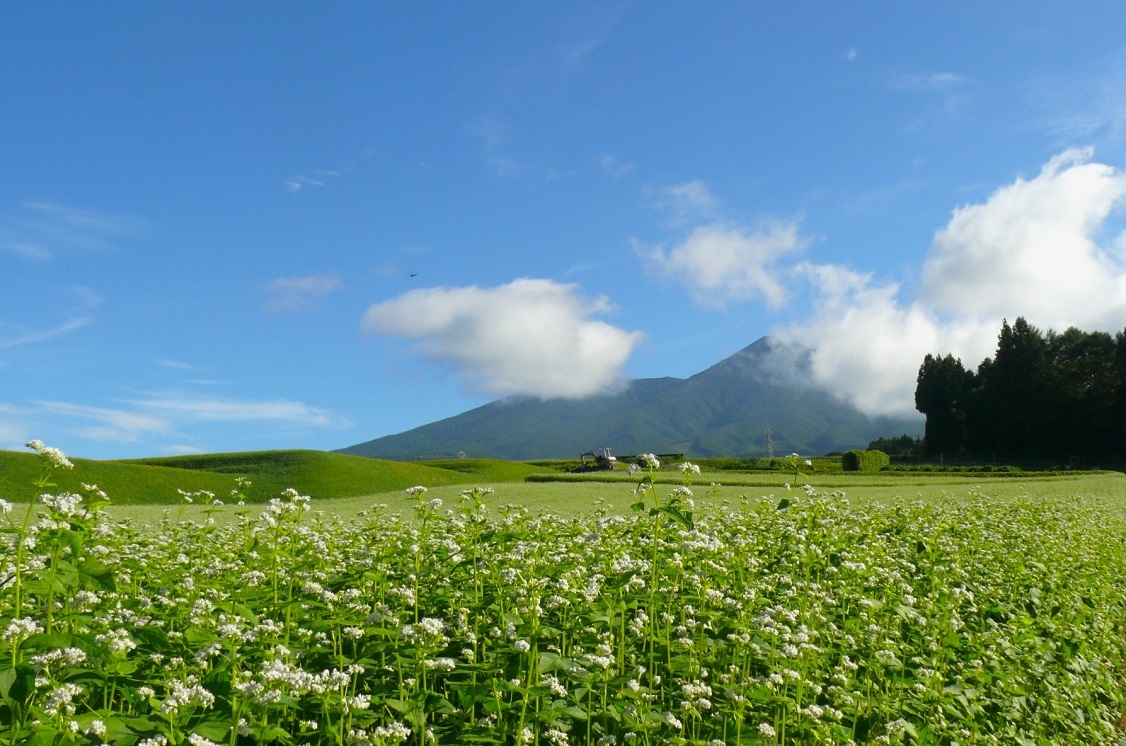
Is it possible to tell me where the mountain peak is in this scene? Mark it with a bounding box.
[338,337,921,460]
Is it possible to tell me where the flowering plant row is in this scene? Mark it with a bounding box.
[2,443,1125,745]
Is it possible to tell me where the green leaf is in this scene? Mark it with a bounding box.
[78,557,117,591]
[0,664,35,705]
[193,720,232,742]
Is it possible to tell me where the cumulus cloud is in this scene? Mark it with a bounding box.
[778,148,1126,419]
[264,273,342,312]
[361,278,644,398]
[639,221,806,308]
[922,148,1126,326]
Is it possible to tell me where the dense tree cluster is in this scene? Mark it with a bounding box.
[915,318,1126,464]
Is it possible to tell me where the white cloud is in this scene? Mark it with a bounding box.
[777,148,1126,419]
[264,273,342,312]
[922,147,1126,327]
[778,266,994,418]
[361,278,644,398]
[639,222,806,308]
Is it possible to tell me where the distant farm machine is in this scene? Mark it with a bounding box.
[574,447,618,472]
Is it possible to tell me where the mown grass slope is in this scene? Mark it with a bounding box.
[1,449,550,505]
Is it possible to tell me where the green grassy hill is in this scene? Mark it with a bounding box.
[0,449,549,505]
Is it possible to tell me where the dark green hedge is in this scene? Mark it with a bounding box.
[842,449,890,472]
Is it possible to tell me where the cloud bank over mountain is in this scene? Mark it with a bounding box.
[784,148,1126,418]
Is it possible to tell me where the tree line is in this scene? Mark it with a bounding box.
[914,318,1126,465]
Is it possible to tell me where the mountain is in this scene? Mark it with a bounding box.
[337,337,923,460]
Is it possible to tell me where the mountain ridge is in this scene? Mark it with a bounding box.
[338,337,922,460]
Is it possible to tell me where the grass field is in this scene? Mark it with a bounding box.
[102,470,1126,526]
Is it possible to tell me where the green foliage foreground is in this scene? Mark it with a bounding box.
[3,447,1126,745]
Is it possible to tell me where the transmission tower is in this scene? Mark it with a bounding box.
[764,428,774,459]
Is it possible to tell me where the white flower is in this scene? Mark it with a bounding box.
[40,492,83,516]
[678,461,701,475]
[758,722,776,738]
[3,617,43,643]
[187,735,222,746]
[26,440,74,469]
[405,486,428,497]
[424,657,456,671]
[639,453,660,469]
[514,639,531,653]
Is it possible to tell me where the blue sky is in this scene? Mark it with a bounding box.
[4,3,1126,459]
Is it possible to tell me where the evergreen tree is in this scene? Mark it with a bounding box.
[1046,328,1116,460]
[915,353,974,457]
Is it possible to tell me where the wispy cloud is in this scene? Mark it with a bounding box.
[134,394,344,428]
[889,71,966,92]
[556,2,629,70]
[23,391,349,447]
[284,169,343,194]
[1030,50,1126,148]
[467,113,521,178]
[264,273,342,312]
[155,358,199,371]
[33,400,171,442]
[0,202,151,260]
[362,279,644,399]
[0,404,32,451]
[599,153,634,178]
[0,285,101,351]
[650,180,720,226]
[888,70,973,134]
[0,317,92,350]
